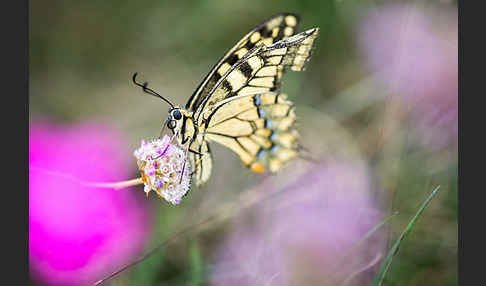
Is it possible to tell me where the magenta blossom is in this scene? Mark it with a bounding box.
[210,163,385,286]
[29,119,152,286]
[358,4,458,148]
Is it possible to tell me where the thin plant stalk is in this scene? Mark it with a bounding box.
[370,185,441,286]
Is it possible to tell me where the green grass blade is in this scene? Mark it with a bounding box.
[327,211,399,284]
[370,186,441,286]
[359,211,399,247]
[340,211,399,264]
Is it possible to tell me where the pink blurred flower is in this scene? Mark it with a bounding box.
[358,4,458,148]
[29,119,152,286]
[210,163,384,286]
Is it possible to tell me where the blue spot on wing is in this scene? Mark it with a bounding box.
[270,132,278,141]
[257,148,265,158]
[270,144,279,153]
[258,109,266,118]
[254,95,261,106]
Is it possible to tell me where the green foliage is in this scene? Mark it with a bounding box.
[371,186,441,286]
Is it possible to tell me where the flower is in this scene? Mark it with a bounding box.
[210,163,385,286]
[358,4,458,148]
[29,119,152,286]
[134,135,191,205]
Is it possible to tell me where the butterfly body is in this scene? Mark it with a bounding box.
[157,13,319,187]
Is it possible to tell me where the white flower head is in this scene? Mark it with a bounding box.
[134,135,191,204]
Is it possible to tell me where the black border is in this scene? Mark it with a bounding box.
[459,0,473,285]
[1,0,29,283]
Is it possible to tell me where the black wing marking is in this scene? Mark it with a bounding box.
[194,27,319,125]
[189,139,212,187]
[186,13,300,112]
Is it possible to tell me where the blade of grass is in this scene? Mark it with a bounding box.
[370,185,441,286]
[337,211,399,266]
[327,211,398,284]
[358,211,399,249]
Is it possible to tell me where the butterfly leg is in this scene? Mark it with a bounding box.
[158,118,169,138]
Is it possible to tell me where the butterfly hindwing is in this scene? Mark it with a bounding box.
[186,13,300,113]
[203,92,299,173]
[189,138,213,187]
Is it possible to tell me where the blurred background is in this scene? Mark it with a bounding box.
[29,0,457,285]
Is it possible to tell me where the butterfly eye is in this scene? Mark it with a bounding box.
[167,120,177,129]
[173,109,182,120]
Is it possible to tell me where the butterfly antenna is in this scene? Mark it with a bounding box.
[132,72,175,109]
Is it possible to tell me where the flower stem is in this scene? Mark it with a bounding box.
[83,178,143,190]
[30,166,144,190]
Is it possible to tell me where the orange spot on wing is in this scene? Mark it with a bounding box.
[250,162,265,173]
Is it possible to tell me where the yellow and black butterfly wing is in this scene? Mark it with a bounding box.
[186,13,300,113]
[188,138,212,187]
[185,13,304,187]
[194,27,319,123]
[203,92,299,174]
[196,28,319,174]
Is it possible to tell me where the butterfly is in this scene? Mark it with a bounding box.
[133,13,319,187]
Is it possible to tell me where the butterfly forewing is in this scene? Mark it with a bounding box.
[194,27,319,125]
[186,13,300,113]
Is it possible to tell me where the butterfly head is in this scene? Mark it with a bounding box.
[167,107,194,139]
[167,107,183,130]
